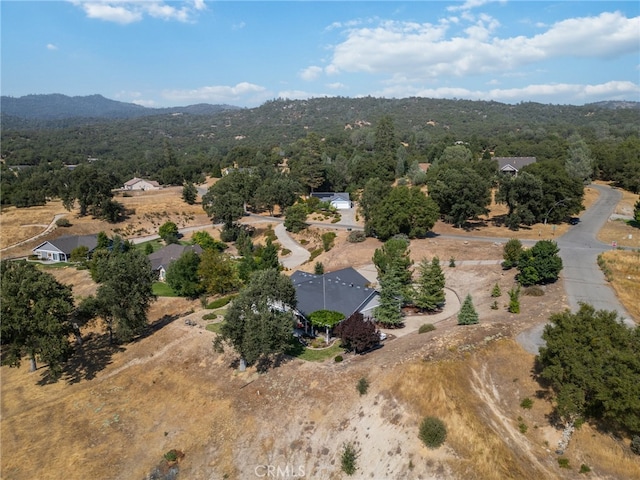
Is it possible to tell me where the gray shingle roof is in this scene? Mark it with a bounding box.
[495,156,537,172]
[291,267,378,319]
[33,235,98,255]
[147,243,203,271]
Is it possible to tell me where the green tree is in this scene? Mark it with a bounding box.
[491,283,502,298]
[198,249,241,295]
[502,238,524,269]
[191,230,227,252]
[426,161,492,227]
[94,249,156,343]
[497,172,545,230]
[314,261,324,275]
[284,203,308,233]
[517,240,563,286]
[217,269,297,370]
[508,286,521,313]
[166,249,203,298]
[309,310,345,344]
[182,181,198,205]
[70,245,89,264]
[62,164,117,217]
[565,135,594,184]
[360,177,392,237]
[373,115,399,181]
[258,237,280,271]
[373,236,413,299]
[158,221,179,244]
[374,272,404,327]
[414,257,445,312]
[457,294,479,325]
[0,261,74,380]
[367,186,439,240]
[634,200,640,223]
[537,303,640,434]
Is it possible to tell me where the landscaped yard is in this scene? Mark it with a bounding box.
[296,341,344,362]
[152,282,178,297]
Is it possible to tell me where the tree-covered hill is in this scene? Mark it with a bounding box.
[0,93,239,124]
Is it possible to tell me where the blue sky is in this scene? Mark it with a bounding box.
[1,1,639,108]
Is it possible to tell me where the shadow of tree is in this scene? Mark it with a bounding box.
[53,313,180,385]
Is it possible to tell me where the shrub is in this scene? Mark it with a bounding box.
[449,257,456,267]
[579,464,591,474]
[206,295,236,309]
[334,355,343,363]
[418,323,436,334]
[314,261,324,275]
[523,285,544,296]
[356,377,369,395]
[309,248,323,262]
[341,443,358,475]
[347,230,366,243]
[418,416,447,449]
[55,217,71,227]
[631,435,640,455]
[557,458,570,469]
[518,422,528,434]
[321,232,336,252]
[520,397,533,409]
[508,286,520,314]
[491,283,502,297]
[490,300,499,310]
[164,449,178,462]
[202,312,217,320]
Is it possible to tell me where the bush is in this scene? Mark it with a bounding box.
[449,257,456,267]
[490,300,499,310]
[418,323,436,334]
[314,261,324,275]
[579,464,591,474]
[334,355,343,363]
[508,286,520,314]
[206,295,236,309]
[341,442,358,475]
[418,416,447,449]
[347,230,366,243]
[518,422,528,434]
[55,217,71,227]
[321,232,336,252]
[520,397,533,409]
[631,435,640,455]
[356,377,369,395]
[491,283,502,297]
[557,457,570,469]
[523,286,544,296]
[164,449,178,462]
[309,248,323,262]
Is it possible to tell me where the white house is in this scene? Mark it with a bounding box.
[310,192,352,210]
[123,177,161,191]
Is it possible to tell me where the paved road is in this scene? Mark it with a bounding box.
[517,184,635,354]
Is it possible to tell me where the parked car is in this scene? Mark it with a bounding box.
[569,217,580,225]
[378,331,387,341]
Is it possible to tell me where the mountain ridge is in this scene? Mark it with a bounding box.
[0,93,241,121]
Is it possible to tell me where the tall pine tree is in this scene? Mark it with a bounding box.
[414,257,445,312]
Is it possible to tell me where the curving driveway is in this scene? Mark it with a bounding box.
[517,184,635,354]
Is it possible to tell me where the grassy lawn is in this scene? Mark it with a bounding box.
[134,238,165,253]
[35,261,74,269]
[152,282,179,297]
[205,321,225,334]
[295,341,345,362]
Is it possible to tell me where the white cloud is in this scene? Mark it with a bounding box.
[326,82,345,90]
[326,12,639,82]
[46,43,58,50]
[232,21,246,30]
[70,1,206,24]
[373,80,640,105]
[162,82,270,105]
[299,66,323,81]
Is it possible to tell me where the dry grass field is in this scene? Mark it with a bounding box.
[599,249,640,321]
[2,182,640,479]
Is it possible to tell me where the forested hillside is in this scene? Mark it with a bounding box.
[2,96,638,216]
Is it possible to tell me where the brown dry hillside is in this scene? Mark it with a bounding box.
[2,183,639,479]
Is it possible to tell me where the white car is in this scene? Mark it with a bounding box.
[378,331,387,341]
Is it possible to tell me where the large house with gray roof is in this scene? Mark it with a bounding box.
[32,235,99,262]
[290,267,379,321]
[310,192,352,210]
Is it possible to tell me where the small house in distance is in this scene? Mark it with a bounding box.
[310,192,352,209]
[495,157,537,176]
[32,235,98,262]
[291,267,379,321]
[123,177,160,191]
[147,243,203,281]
